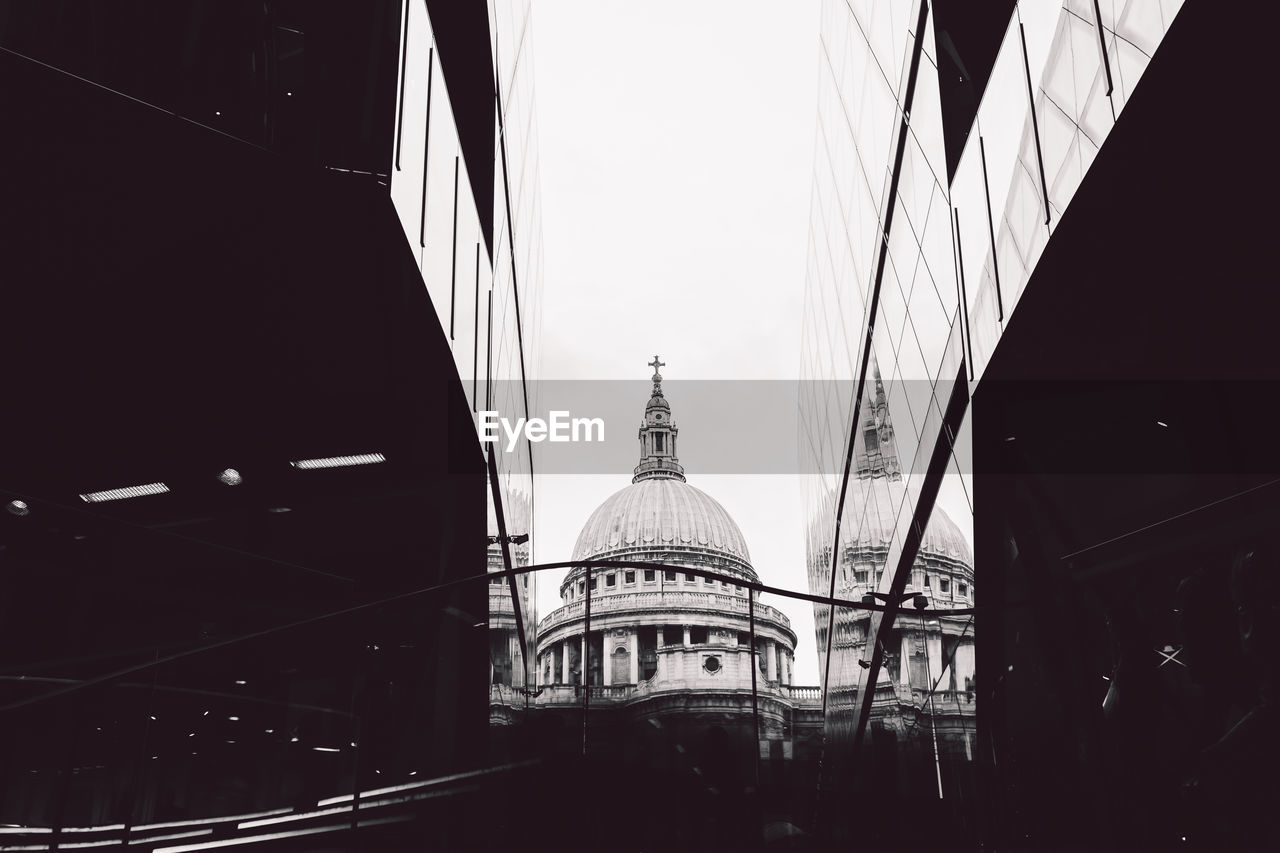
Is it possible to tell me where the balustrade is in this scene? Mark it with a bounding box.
[538,589,791,632]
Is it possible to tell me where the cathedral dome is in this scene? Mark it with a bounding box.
[809,476,972,567]
[571,478,753,567]
[564,357,758,591]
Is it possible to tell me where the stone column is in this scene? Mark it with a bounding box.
[766,639,778,682]
[602,633,612,687]
[683,625,692,647]
[581,634,589,686]
[510,634,521,688]
[656,626,664,647]
[629,628,640,684]
[900,636,911,687]
[561,639,571,685]
[927,629,943,692]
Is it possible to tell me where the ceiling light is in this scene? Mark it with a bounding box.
[289,452,386,470]
[1157,420,1168,428]
[5,500,29,517]
[217,469,243,486]
[80,483,169,503]
[312,746,340,753]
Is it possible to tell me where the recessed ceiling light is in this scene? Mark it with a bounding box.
[289,452,386,470]
[80,483,169,503]
[218,468,244,486]
[5,500,29,517]
[1157,421,1168,428]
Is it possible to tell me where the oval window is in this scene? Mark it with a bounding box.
[703,655,722,673]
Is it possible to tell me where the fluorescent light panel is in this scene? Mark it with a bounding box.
[237,805,351,830]
[64,824,126,833]
[80,483,169,503]
[133,808,290,832]
[154,823,348,853]
[128,830,213,846]
[289,453,385,470]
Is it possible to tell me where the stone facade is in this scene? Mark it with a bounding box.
[807,369,977,771]
[500,359,823,763]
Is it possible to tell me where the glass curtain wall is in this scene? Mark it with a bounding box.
[801,0,1186,845]
[385,0,544,714]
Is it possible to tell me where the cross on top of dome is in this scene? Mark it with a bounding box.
[635,356,683,482]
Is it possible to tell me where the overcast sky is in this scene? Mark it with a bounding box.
[525,0,971,685]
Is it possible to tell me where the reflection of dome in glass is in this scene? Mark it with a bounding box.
[809,477,972,566]
[572,478,753,569]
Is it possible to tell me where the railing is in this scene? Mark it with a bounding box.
[782,685,823,703]
[527,681,826,707]
[488,683,524,707]
[538,590,792,631]
[530,684,635,705]
[909,688,976,709]
[823,684,977,709]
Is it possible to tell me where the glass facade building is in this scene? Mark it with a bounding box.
[802,0,1279,849]
[3,0,1275,849]
[0,1,542,848]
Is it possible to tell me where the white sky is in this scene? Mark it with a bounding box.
[526,0,972,685]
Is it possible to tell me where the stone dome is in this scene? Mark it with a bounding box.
[811,476,972,566]
[571,478,753,568]
[563,358,758,593]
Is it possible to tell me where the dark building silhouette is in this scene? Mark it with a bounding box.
[801,0,1279,849]
[0,1,541,848]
